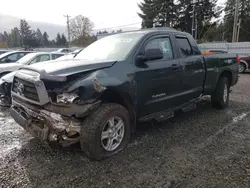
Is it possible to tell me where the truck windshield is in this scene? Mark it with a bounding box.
[75,33,144,61]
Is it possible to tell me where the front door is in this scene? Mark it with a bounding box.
[135,35,182,117]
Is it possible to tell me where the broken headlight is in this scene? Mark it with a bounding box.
[56,91,79,104]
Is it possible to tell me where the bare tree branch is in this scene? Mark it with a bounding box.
[70,15,94,40]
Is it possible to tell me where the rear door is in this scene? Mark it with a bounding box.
[175,35,205,102]
[135,34,182,117]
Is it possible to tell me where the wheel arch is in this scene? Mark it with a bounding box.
[219,70,232,86]
[99,89,137,133]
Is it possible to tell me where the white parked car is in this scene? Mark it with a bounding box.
[53,48,72,53]
[0,52,64,106]
[56,54,75,60]
[71,48,83,55]
[0,51,32,64]
[0,52,64,78]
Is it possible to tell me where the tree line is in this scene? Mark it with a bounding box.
[138,0,250,42]
[0,19,68,48]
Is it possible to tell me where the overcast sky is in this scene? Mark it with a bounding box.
[1,0,226,30]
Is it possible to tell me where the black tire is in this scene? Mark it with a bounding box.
[238,62,246,73]
[80,103,131,160]
[211,76,230,109]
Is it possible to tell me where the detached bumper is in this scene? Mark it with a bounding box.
[10,100,82,146]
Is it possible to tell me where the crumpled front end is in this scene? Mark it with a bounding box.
[10,69,101,146]
[11,97,102,146]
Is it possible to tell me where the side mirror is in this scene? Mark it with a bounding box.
[5,59,11,63]
[145,48,164,61]
[136,48,164,66]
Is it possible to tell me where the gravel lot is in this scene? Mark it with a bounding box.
[1,74,250,188]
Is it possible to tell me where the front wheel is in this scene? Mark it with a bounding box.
[80,103,131,160]
[211,76,230,109]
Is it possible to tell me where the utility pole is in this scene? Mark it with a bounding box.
[64,15,71,47]
[232,0,240,42]
[195,11,198,40]
[191,0,199,40]
[236,18,241,42]
[191,0,196,38]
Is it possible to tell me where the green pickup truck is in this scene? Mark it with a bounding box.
[10,28,239,160]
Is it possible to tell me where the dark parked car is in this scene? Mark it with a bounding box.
[10,28,239,160]
[0,51,32,64]
[238,55,250,73]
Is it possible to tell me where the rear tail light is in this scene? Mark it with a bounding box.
[236,56,240,63]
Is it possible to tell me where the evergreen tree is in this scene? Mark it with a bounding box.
[42,32,49,46]
[10,27,21,47]
[0,19,57,48]
[154,0,177,27]
[138,0,158,28]
[138,0,221,40]
[178,0,221,38]
[29,30,39,47]
[20,19,32,47]
[2,31,9,43]
[61,34,68,46]
[36,29,43,46]
[56,33,62,46]
[50,40,56,47]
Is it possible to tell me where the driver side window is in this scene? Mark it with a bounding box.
[145,37,173,60]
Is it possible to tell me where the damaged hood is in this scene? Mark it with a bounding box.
[23,59,116,77]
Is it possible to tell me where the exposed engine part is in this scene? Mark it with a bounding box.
[56,92,79,104]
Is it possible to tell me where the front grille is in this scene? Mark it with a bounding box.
[12,77,39,102]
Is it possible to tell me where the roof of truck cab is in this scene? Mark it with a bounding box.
[112,27,189,37]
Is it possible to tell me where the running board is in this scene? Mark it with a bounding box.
[138,100,198,122]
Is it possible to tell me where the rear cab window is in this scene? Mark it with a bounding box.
[175,37,193,57]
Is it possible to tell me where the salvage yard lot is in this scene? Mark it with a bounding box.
[1,74,250,188]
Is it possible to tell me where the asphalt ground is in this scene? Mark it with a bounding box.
[1,73,250,188]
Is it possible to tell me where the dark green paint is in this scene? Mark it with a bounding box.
[20,29,239,119]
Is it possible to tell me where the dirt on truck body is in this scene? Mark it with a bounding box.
[10,28,239,160]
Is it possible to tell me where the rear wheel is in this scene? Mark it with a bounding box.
[80,103,131,160]
[238,62,246,73]
[211,76,230,109]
